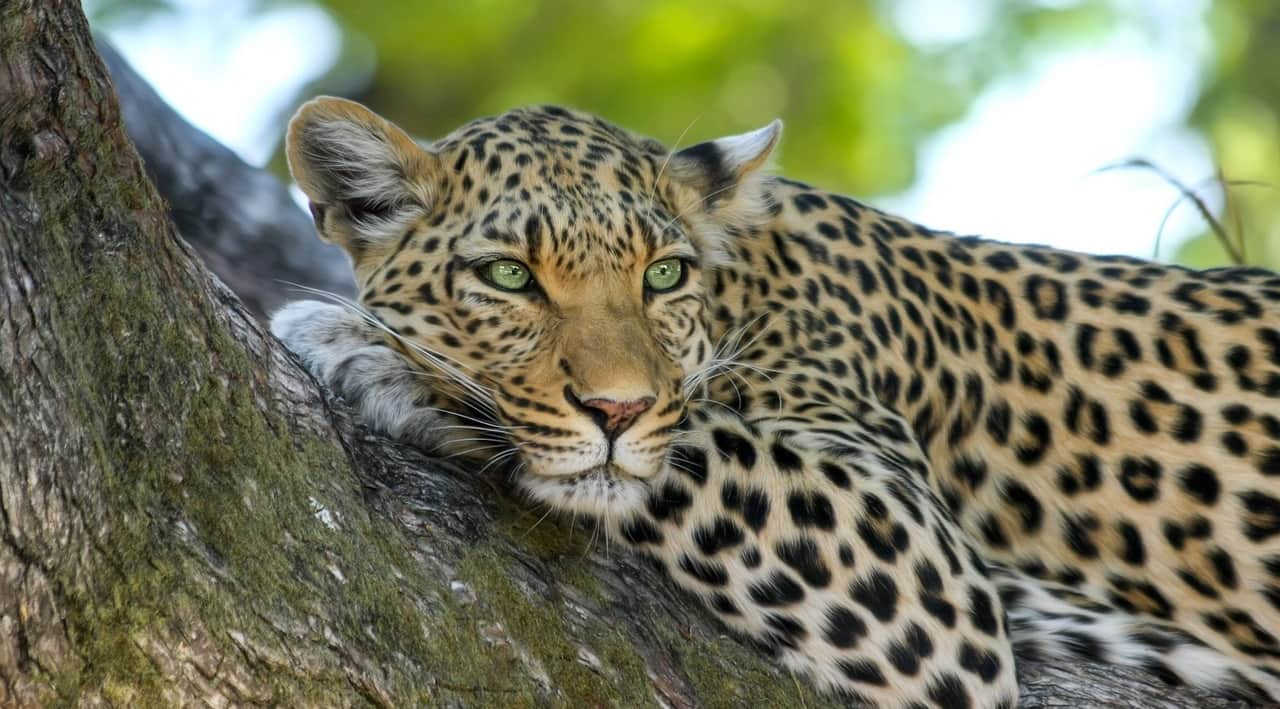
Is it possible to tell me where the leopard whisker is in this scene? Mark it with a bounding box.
[645,113,703,217]
[519,502,557,541]
[283,283,500,414]
[451,443,513,459]
[412,405,528,432]
[478,448,523,475]
[684,396,742,417]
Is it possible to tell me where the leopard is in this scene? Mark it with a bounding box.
[270,95,1280,707]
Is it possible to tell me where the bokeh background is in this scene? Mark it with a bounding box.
[88,0,1278,269]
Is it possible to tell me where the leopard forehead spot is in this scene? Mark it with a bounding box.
[429,108,683,273]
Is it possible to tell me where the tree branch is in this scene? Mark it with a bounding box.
[0,3,1247,706]
[96,36,355,320]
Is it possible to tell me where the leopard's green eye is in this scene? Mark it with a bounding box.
[482,259,532,291]
[644,258,684,292]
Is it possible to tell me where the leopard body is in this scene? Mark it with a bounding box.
[272,97,1280,707]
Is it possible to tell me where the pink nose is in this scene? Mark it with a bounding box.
[565,387,655,438]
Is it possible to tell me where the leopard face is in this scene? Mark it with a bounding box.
[285,98,778,515]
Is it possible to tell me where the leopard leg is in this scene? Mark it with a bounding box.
[614,397,1022,708]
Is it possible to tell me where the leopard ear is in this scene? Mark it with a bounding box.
[286,96,438,268]
[668,120,782,262]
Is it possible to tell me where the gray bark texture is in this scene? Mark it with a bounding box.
[0,2,1249,706]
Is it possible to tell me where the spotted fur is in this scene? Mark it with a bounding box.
[273,97,1280,707]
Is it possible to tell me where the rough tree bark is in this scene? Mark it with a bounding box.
[0,2,1248,706]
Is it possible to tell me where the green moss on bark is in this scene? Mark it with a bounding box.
[661,627,838,709]
[490,497,610,605]
[454,549,654,707]
[35,226,453,703]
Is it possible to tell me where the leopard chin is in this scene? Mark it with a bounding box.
[515,464,654,519]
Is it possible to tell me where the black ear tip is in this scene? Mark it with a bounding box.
[674,140,722,166]
[342,195,396,223]
[674,140,733,197]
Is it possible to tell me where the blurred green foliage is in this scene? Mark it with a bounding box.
[89,0,1278,270]
[1178,0,1280,269]
[313,0,1129,196]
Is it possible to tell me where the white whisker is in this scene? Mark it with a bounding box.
[646,114,703,217]
[520,504,556,541]
[452,443,512,459]
[281,282,500,414]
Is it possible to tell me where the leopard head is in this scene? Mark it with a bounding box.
[285,97,779,515]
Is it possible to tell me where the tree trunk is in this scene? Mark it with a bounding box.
[0,3,1247,706]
